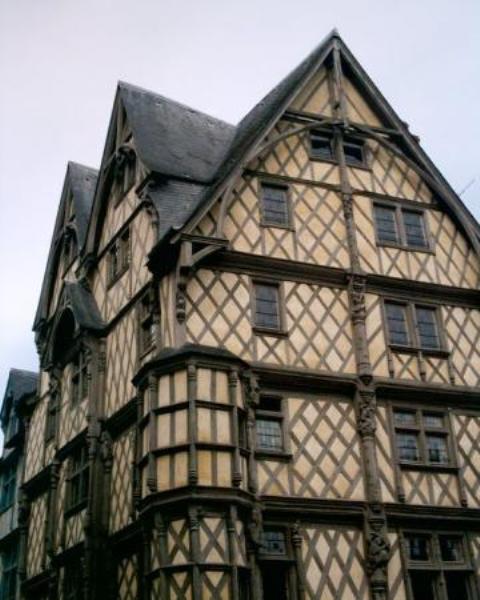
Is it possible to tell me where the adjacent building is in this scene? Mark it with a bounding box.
[13,30,480,600]
[0,369,38,600]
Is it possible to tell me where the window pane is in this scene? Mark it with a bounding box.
[254,284,280,330]
[406,536,430,561]
[409,572,436,600]
[423,413,443,428]
[374,206,399,244]
[261,185,289,226]
[256,418,283,451]
[416,307,440,349]
[403,210,428,248]
[396,433,419,461]
[444,572,470,600]
[344,140,365,166]
[310,132,334,160]
[394,411,416,427]
[439,536,464,562]
[426,435,449,464]
[385,303,409,345]
[261,530,287,555]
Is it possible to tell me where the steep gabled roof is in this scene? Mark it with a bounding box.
[1,369,38,424]
[118,82,236,183]
[34,162,98,331]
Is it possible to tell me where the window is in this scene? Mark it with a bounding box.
[0,462,16,511]
[343,137,366,167]
[255,397,284,453]
[253,283,282,331]
[261,183,290,227]
[72,350,88,406]
[393,409,451,467]
[237,410,247,449]
[259,528,291,600]
[45,394,58,442]
[0,545,17,600]
[67,446,89,512]
[384,301,442,351]
[404,533,473,600]
[261,530,287,556]
[114,151,136,203]
[108,228,130,284]
[138,291,155,355]
[310,131,334,160]
[374,203,429,249]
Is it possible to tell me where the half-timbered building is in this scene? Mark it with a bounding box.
[17,30,480,600]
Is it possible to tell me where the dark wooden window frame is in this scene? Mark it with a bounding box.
[373,200,433,252]
[400,530,477,600]
[71,350,89,407]
[0,460,16,512]
[259,180,294,230]
[382,298,448,356]
[0,543,18,600]
[309,130,370,169]
[254,396,291,460]
[251,279,288,337]
[107,226,130,287]
[65,445,89,515]
[45,394,59,443]
[391,406,456,472]
[137,289,156,358]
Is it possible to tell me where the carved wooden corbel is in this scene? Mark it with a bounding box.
[365,508,390,600]
[357,386,377,439]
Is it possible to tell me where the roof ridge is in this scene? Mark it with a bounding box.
[118,80,235,130]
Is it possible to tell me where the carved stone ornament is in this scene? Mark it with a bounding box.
[247,505,263,551]
[348,274,367,323]
[366,518,390,584]
[99,430,113,469]
[244,372,260,408]
[357,388,377,438]
[175,277,187,323]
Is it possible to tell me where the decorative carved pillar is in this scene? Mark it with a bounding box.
[188,506,202,600]
[227,506,240,600]
[187,363,198,485]
[229,369,243,488]
[292,522,306,600]
[244,373,259,494]
[330,51,391,598]
[175,240,192,346]
[147,375,158,493]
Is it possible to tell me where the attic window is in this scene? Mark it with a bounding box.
[310,131,334,160]
[343,137,366,167]
[261,183,291,227]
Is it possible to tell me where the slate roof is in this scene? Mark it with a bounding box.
[118,82,236,184]
[64,282,104,331]
[68,162,98,248]
[1,369,38,423]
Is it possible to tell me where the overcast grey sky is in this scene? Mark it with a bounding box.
[0,0,479,403]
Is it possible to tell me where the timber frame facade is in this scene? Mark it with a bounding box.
[10,30,480,600]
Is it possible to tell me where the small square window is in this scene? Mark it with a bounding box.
[426,435,449,464]
[310,131,334,160]
[394,411,417,427]
[256,418,283,452]
[374,205,399,244]
[261,530,287,555]
[423,413,443,428]
[254,283,281,331]
[396,432,420,462]
[415,307,440,350]
[439,536,464,563]
[261,184,290,227]
[385,302,410,346]
[406,535,430,561]
[403,210,428,249]
[343,138,365,167]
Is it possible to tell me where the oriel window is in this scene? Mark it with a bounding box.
[66,445,89,512]
[261,183,290,227]
[253,283,281,331]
